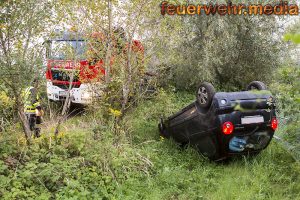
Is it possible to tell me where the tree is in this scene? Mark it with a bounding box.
[0,0,52,142]
[273,19,300,160]
[162,1,284,90]
[56,0,161,114]
[284,18,300,44]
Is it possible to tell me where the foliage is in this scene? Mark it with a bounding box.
[0,0,53,139]
[0,91,299,199]
[284,18,300,44]
[0,0,52,91]
[271,19,300,160]
[52,0,159,114]
[271,65,300,160]
[284,33,300,44]
[0,91,14,131]
[158,0,283,90]
[0,0,299,199]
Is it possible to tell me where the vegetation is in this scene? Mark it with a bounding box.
[1,92,299,199]
[272,19,300,161]
[164,13,282,90]
[271,65,300,160]
[0,0,299,199]
[0,0,52,140]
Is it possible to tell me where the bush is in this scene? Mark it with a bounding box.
[271,65,300,160]
[0,91,14,131]
[161,14,282,91]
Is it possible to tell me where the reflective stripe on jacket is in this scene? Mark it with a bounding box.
[23,87,40,113]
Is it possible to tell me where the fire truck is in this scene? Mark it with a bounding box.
[45,31,144,104]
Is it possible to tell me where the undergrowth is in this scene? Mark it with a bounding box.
[0,90,299,199]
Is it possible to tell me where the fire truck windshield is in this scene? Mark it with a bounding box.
[50,40,86,60]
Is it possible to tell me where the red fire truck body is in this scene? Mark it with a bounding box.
[45,32,144,104]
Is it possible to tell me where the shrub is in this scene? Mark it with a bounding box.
[0,91,14,131]
[271,65,300,160]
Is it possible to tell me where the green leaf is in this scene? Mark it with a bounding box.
[283,33,293,41]
[291,34,300,44]
[283,33,300,44]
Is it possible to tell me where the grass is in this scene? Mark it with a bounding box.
[120,90,300,200]
[0,90,299,199]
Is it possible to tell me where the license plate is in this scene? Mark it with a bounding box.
[241,115,264,124]
[59,91,67,96]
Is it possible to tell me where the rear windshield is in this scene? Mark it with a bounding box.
[49,40,86,60]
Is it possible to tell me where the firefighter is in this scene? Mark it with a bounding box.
[23,79,43,138]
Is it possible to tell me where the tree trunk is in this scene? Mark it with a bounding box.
[15,96,31,144]
[105,0,112,84]
[121,40,133,113]
[54,74,72,137]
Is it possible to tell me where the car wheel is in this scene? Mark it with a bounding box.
[196,82,216,108]
[246,81,267,90]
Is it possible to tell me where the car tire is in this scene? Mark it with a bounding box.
[196,82,216,108]
[246,81,267,90]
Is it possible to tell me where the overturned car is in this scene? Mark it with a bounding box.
[158,81,278,161]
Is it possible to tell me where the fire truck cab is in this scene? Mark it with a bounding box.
[45,31,144,105]
[45,32,106,104]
